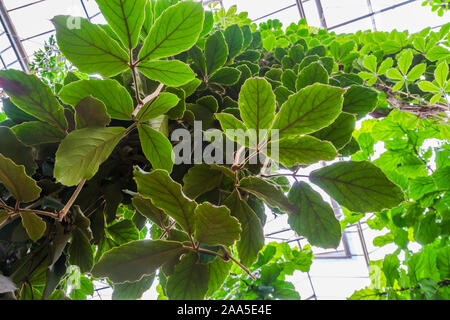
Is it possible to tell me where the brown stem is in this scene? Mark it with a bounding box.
[131,83,165,120]
[58,179,86,221]
[159,220,176,240]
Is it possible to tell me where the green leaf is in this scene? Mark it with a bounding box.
[59,79,134,120]
[54,127,127,186]
[215,113,251,147]
[418,81,440,92]
[96,0,146,50]
[138,124,174,172]
[194,202,241,246]
[205,31,228,75]
[239,78,276,133]
[75,96,111,129]
[342,85,378,119]
[0,126,37,175]
[137,60,195,87]
[296,62,329,90]
[224,24,243,61]
[112,274,155,300]
[209,67,241,85]
[166,252,209,300]
[20,211,46,242]
[312,112,356,149]
[386,68,403,80]
[206,258,232,297]
[397,50,413,75]
[69,228,94,273]
[0,153,41,203]
[266,135,337,167]
[107,219,139,245]
[183,164,224,199]
[434,61,448,87]
[12,121,66,146]
[377,58,394,75]
[392,79,405,91]
[52,15,129,77]
[134,168,197,234]
[137,92,180,122]
[281,69,297,92]
[0,70,67,131]
[288,182,341,248]
[132,195,167,228]
[138,1,204,61]
[224,190,264,267]
[406,63,427,81]
[310,161,405,213]
[92,240,186,283]
[271,84,345,140]
[363,55,377,73]
[426,46,450,61]
[239,177,297,215]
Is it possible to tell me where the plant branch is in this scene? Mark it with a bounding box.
[58,179,86,221]
[131,83,165,120]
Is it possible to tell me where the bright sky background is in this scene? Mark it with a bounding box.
[0,0,448,300]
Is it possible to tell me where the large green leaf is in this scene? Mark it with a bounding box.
[194,202,241,247]
[137,60,195,87]
[266,135,337,167]
[92,240,186,283]
[205,31,228,75]
[59,79,134,120]
[52,15,129,77]
[138,124,174,172]
[296,62,329,90]
[224,24,243,61]
[310,161,405,213]
[138,1,204,61]
[166,252,209,300]
[311,112,356,149]
[239,78,276,136]
[54,127,127,186]
[0,154,41,203]
[0,70,67,131]
[342,85,378,119]
[12,121,66,146]
[271,84,345,141]
[20,211,46,242]
[209,67,241,86]
[224,191,264,267]
[0,127,37,175]
[134,168,197,234]
[132,195,168,228]
[239,177,297,215]
[74,96,111,129]
[95,0,147,50]
[287,182,341,248]
[69,228,94,273]
[137,92,180,122]
[183,164,224,199]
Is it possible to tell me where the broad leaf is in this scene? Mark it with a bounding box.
[95,0,147,50]
[287,182,341,248]
[0,70,67,131]
[0,126,37,175]
[342,85,378,119]
[138,124,174,172]
[224,191,264,267]
[0,154,41,203]
[194,202,241,247]
[138,1,204,61]
[20,211,46,242]
[271,84,344,141]
[92,240,186,283]
[266,135,337,167]
[75,96,111,129]
[166,252,209,300]
[206,258,232,297]
[224,24,243,61]
[138,60,195,87]
[134,168,197,234]
[205,31,228,74]
[296,62,329,90]
[132,195,168,228]
[137,92,180,122]
[12,121,66,146]
[209,67,241,86]
[107,219,140,244]
[52,16,129,77]
[312,112,356,149]
[69,228,94,273]
[183,164,224,199]
[54,127,127,186]
[59,79,134,120]
[310,161,405,213]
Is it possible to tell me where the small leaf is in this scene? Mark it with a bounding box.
[137,92,180,122]
[224,24,243,61]
[166,252,209,300]
[215,113,251,147]
[12,121,66,146]
[426,46,450,61]
[434,61,448,87]
[112,274,155,300]
[107,219,140,245]
[0,154,41,203]
[386,68,403,80]
[69,228,93,273]
[397,50,414,75]
[183,164,224,199]
[75,96,111,129]
[138,60,196,87]
[288,182,341,248]
[194,202,241,246]
[418,81,440,93]
[363,55,377,73]
[0,126,37,175]
[134,168,197,234]
[206,258,232,297]
[139,1,204,61]
[20,211,46,242]
[92,240,186,283]
[52,15,129,77]
[296,62,329,90]
[209,67,241,85]
[310,161,405,213]
[377,58,394,75]
[406,63,427,81]
[312,112,356,149]
[54,127,127,186]
[138,124,174,172]
[342,85,378,119]
[205,31,228,74]
[132,195,167,228]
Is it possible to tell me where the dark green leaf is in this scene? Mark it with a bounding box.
[138,124,174,172]
[75,96,111,129]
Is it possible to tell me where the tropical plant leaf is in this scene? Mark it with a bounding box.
[138,124,174,172]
